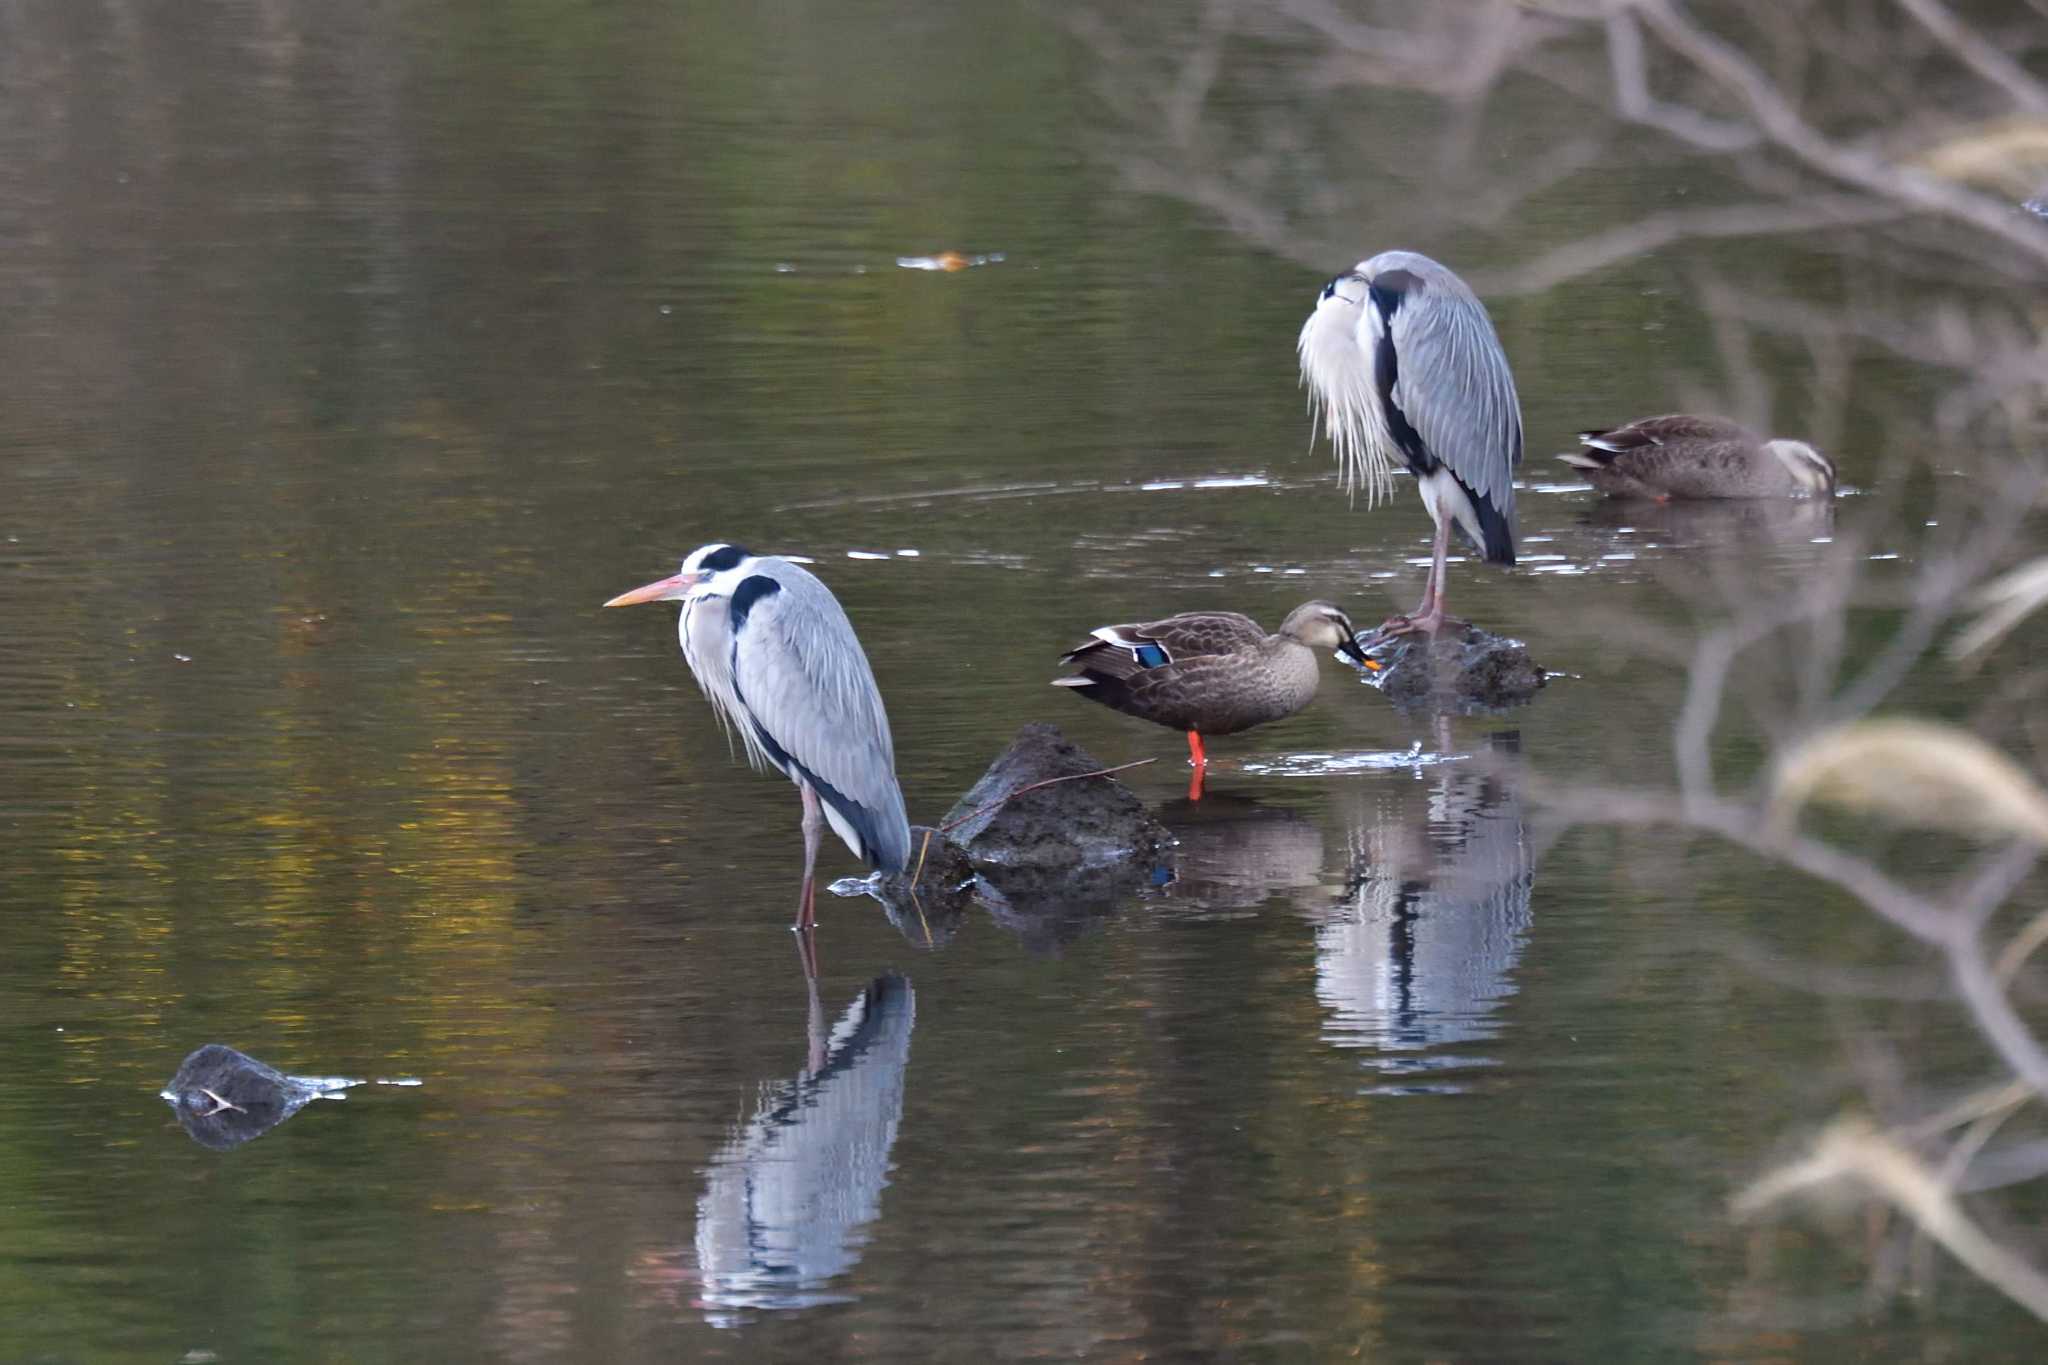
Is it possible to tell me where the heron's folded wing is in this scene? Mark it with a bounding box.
[1387,284,1525,513]
[730,573,909,833]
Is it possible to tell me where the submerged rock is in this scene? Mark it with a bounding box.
[160,1044,417,1149]
[161,1044,345,1150]
[1357,624,1546,713]
[941,723,1171,870]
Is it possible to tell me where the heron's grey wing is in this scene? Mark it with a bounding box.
[731,568,912,866]
[1380,280,1524,512]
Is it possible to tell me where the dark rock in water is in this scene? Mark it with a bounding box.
[1357,624,1546,713]
[890,825,977,893]
[942,723,1171,870]
[161,1044,338,1150]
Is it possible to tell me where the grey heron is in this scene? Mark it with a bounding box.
[1557,414,1836,500]
[1298,250,1523,637]
[1054,601,1368,798]
[605,543,912,932]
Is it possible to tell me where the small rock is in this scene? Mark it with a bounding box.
[160,1044,332,1150]
[942,723,1171,869]
[1358,624,1546,713]
[890,825,977,891]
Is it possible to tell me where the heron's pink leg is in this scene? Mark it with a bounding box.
[1374,514,1461,639]
[795,781,822,933]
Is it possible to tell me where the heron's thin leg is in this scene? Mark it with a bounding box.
[1415,513,1451,630]
[796,781,823,933]
[1373,513,1459,640]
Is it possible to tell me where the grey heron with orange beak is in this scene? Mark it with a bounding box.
[1298,250,1523,638]
[605,543,912,933]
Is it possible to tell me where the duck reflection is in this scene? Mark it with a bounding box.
[1157,792,1325,913]
[1579,492,1835,552]
[1312,734,1532,1088]
[693,972,915,1325]
[160,1044,367,1150]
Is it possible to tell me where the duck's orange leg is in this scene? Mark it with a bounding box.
[1186,731,1208,801]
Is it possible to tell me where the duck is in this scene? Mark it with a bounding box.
[1054,602,1368,794]
[1557,415,1836,500]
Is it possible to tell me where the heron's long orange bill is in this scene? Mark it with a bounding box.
[603,571,697,608]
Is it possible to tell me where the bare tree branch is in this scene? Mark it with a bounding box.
[1631,0,2048,266]
[1894,0,2048,118]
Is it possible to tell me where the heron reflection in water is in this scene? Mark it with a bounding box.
[692,973,916,1324]
[1311,734,1532,1084]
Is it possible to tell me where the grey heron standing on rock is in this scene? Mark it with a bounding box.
[605,543,912,935]
[1298,250,1523,638]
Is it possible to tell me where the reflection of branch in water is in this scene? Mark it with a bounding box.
[1733,1117,2048,1322]
[1081,0,2048,450]
[1535,454,2048,1320]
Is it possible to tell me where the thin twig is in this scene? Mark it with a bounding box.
[1893,0,2048,116]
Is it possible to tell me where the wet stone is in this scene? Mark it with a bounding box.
[893,825,977,891]
[1358,624,1547,713]
[941,723,1171,870]
[161,1044,335,1150]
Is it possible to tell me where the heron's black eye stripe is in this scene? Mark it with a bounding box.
[697,543,750,573]
[1321,276,1342,299]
